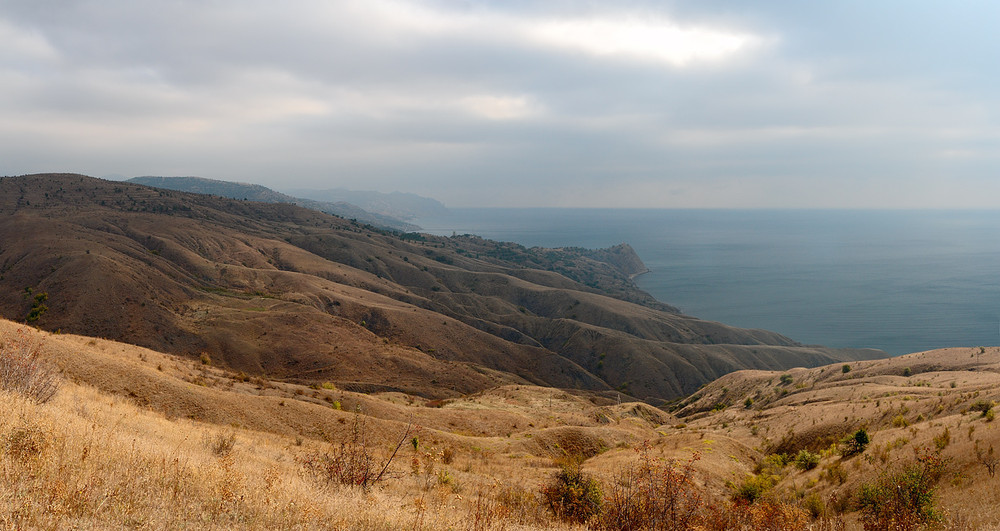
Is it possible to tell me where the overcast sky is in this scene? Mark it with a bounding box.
[2,1,999,207]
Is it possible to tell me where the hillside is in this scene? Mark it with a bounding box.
[0,174,882,401]
[128,175,420,232]
[2,320,999,529]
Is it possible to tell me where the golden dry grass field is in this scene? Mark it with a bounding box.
[5,318,1000,529]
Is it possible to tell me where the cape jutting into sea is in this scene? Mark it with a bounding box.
[416,208,1000,357]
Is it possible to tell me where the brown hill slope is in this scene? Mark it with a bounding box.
[0,173,882,400]
[4,320,1000,528]
[666,346,1000,528]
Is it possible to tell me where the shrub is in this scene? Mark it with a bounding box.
[758,453,790,475]
[902,367,912,377]
[701,500,809,531]
[975,440,998,477]
[842,364,851,374]
[593,448,703,530]
[5,423,51,461]
[0,330,59,403]
[732,474,775,504]
[207,431,237,457]
[932,427,950,450]
[857,449,944,530]
[801,492,825,518]
[779,374,794,386]
[842,429,870,456]
[970,399,993,415]
[822,461,848,485]
[299,410,415,489]
[25,292,48,322]
[540,459,602,524]
[794,449,820,471]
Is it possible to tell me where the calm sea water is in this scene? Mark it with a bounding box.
[416,209,1000,356]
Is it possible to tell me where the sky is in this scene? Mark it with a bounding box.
[2,1,1000,208]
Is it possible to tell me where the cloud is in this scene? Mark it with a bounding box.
[459,95,540,120]
[525,15,760,67]
[1,1,999,208]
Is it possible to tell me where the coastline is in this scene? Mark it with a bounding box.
[629,268,650,280]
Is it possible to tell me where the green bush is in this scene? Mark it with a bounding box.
[802,492,825,518]
[779,374,794,386]
[843,429,870,456]
[541,460,602,524]
[732,474,775,504]
[794,449,820,471]
[842,364,851,374]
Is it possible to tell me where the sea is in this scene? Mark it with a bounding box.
[415,208,1000,357]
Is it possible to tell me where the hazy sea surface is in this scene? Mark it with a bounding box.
[416,209,1000,356]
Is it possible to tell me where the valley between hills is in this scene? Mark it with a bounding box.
[2,173,997,529]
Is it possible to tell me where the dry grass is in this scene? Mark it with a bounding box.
[7,320,1000,529]
[0,329,58,404]
[0,383,585,530]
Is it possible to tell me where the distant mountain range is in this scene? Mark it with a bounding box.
[128,176,426,232]
[0,174,884,402]
[282,187,449,222]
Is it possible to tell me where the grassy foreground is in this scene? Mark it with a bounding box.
[5,319,1000,529]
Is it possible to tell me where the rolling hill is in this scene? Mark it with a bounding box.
[2,319,998,529]
[0,173,883,401]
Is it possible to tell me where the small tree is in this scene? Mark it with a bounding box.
[843,428,870,456]
[975,440,998,477]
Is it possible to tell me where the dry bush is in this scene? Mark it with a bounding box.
[857,447,945,531]
[592,447,703,530]
[465,482,549,530]
[540,458,602,525]
[975,439,998,477]
[5,422,51,461]
[205,430,237,457]
[0,330,59,403]
[299,410,414,489]
[700,500,810,531]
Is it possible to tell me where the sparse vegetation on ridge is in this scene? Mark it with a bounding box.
[4,323,1000,528]
[9,174,1000,528]
[0,173,885,403]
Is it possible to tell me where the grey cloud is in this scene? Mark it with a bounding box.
[2,0,999,207]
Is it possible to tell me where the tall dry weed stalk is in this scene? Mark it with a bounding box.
[299,409,416,489]
[0,329,58,403]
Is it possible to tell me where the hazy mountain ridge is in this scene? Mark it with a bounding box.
[128,175,420,232]
[0,174,884,401]
[283,186,449,222]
